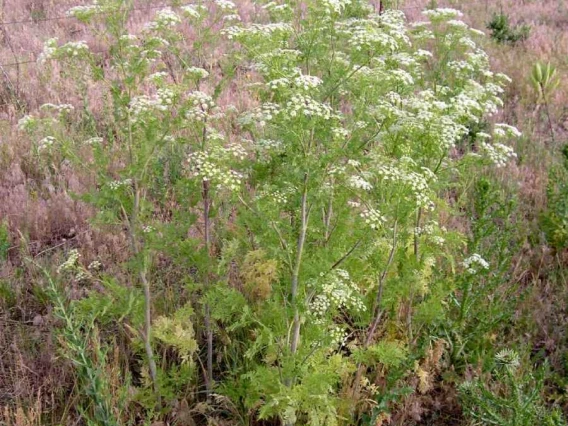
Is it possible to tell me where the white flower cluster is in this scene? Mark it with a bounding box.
[120,34,138,43]
[226,142,248,160]
[386,68,415,87]
[59,41,90,58]
[431,236,445,246]
[360,208,386,230]
[338,11,410,53]
[340,20,401,52]
[181,4,202,19]
[479,140,517,168]
[252,48,302,74]
[310,270,366,324]
[88,260,102,271]
[392,52,420,67]
[186,66,209,80]
[187,150,244,191]
[223,14,241,22]
[185,91,216,121]
[38,136,56,151]
[84,136,103,145]
[321,0,351,15]
[494,123,522,138]
[37,38,90,63]
[108,178,133,190]
[332,127,349,140]
[254,138,284,162]
[284,94,335,120]
[267,73,323,93]
[451,91,484,122]
[447,19,468,30]
[422,8,463,22]
[349,175,373,191]
[257,138,283,152]
[328,325,348,347]
[40,103,74,114]
[67,3,104,20]
[263,2,292,17]
[239,103,281,127]
[215,0,237,12]
[415,222,436,236]
[222,22,293,41]
[147,71,169,84]
[256,185,295,205]
[130,88,174,123]
[57,249,80,273]
[145,8,181,32]
[75,270,91,282]
[377,160,435,209]
[462,253,489,274]
[38,38,58,63]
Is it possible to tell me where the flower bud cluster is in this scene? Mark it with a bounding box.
[144,8,181,32]
[181,5,202,19]
[239,103,281,127]
[377,160,435,209]
[185,91,216,122]
[310,269,366,322]
[57,249,80,274]
[360,208,386,230]
[222,22,293,41]
[283,94,336,120]
[40,103,75,114]
[130,88,175,123]
[186,145,246,191]
[108,178,133,190]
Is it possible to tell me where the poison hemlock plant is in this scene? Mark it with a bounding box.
[18,1,532,424]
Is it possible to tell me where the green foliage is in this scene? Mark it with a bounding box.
[353,340,408,368]
[487,13,531,44]
[541,145,568,249]
[444,176,522,370]
[459,350,566,426]
[44,269,128,426]
[0,220,10,262]
[73,277,145,326]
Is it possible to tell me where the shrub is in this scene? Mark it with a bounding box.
[487,13,531,44]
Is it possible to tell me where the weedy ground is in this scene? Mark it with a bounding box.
[1,0,568,425]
